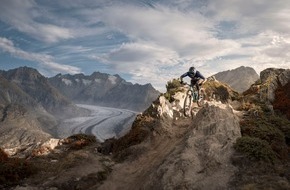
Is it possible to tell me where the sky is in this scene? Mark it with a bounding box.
[0,0,290,92]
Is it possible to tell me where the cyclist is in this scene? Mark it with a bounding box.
[180,66,205,91]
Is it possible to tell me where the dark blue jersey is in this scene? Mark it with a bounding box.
[180,70,205,80]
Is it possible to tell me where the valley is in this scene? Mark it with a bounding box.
[56,104,137,142]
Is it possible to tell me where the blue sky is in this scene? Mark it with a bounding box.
[0,0,290,92]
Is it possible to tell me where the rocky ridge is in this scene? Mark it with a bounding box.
[97,78,243,189]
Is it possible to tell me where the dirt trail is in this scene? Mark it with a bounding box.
[96,118,192,190]
[10,116,194,190]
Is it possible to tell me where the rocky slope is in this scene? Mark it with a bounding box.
[0,67,90,152]
[48,72,160,112]
[213,66,259,93]
[0,74,54,154]
[1,68,290,190]
[0,67,87,119]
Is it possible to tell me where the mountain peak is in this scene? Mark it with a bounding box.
[213,66,259,93]
[3,66,43,82]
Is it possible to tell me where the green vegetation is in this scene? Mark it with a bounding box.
[164,78,183,102]
[64,133,97,150]
[203,80,240,102]
[0,148,37,187]
[236,110,290,162]
[234,136,277,162]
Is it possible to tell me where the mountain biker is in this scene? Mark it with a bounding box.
[180,66,205,91]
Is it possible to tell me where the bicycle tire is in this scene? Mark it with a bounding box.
[197,89,206,107]
[183,91,193,117]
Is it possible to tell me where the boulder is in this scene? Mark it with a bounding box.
[144,105,241,190]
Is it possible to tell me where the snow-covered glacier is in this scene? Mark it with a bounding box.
[56,104,137,142]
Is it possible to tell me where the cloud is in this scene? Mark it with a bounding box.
[90,3,242,90]
[0,0,73,43]
[101,5,214,53]
[0,37,81,74]
[1,0,290,92]
[206,0,290,34]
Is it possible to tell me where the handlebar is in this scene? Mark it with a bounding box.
[180,82,191,88]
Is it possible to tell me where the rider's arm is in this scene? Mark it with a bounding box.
[180,72,188,82]
[195,71,205,85]
[195,71,205,80]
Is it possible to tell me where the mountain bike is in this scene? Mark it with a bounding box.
[182,82,206,117]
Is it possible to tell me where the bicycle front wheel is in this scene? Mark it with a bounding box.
[197,89,206,107]
[183,92,193,117]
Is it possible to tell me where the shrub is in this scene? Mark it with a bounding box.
[65,134,97,150]
[0,149,37,187]
[241,122,285,144]
[0,148,8,162]
[267,115,290,145]
[234,136,277,162]
[166,78,183,91]
[67,134,97,143]
[240,116,289,159]
[164,79,183,102]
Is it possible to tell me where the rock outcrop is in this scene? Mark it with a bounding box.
[143,105,241,190]
[243,68,290,119]
[258,68,290,103]
[98,79,242,190]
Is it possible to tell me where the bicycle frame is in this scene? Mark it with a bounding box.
[182,82,206,117]
[184,83,200,102]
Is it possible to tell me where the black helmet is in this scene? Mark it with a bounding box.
[189,66,195,72]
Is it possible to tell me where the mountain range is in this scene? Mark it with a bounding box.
[48,72,160,112]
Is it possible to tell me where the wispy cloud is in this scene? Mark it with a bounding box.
[0,0,290,91]
[0,37,81,74]
[0,0,73,43]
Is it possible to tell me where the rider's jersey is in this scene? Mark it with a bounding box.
[180,70,205,80]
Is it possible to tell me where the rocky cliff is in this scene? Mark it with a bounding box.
[213,66,259,93]
[243,68,290,120]
[48,72,160,112]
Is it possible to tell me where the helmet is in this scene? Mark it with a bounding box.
[189,66,195,72]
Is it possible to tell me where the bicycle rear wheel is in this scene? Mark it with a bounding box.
[183,92,193,117]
